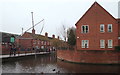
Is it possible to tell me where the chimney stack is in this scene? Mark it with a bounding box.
[57,36,59,39]
[32,28,35,34]
[45,32,48,37]
[52,34,55,38]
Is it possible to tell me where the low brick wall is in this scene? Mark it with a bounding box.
[57,50,120,64]
[2,50,34,55]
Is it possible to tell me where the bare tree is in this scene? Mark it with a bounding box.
[59,24,68,42]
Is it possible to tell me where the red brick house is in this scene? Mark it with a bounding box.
[118,19,120,46]
[75,2,120,50]
[16,28,56,51]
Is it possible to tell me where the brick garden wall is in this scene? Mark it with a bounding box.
[57,50,120,64]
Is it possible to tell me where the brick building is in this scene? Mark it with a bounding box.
[57,2,120,64]
[16,28,58,51]
[0,32,19,54]
[75,2,120,50]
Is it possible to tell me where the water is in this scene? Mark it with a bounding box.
[2,53,120,74]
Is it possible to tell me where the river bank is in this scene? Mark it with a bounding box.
[2,52,120,73]
[57,50,120,65]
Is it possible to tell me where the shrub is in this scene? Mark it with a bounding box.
[115,46,120,51]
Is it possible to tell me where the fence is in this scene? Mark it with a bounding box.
[57,46,75,50]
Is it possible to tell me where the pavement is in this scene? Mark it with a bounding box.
[0,52,50,59]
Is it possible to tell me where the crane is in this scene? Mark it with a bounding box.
[24,19,44,33]
[23,12,45,34]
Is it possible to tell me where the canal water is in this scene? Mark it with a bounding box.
[2,53,120,74]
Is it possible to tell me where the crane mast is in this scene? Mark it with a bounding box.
[31,12,34,29]
[23,12,44,34]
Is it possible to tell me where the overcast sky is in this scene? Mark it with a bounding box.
[0,0,119,39]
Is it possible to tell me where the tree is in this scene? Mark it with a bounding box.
[67,27,76,46]
[57,24,68,42]
[61,25,67,42]
[51,39,62,48]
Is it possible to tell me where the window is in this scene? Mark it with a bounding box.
[81,25,89,33]
[33,40,36,44]
[41,46,44,49]
[41,41,43,45]
[108,24,112,32]
[38,41,40,44]
[44,41,46,45]
[100,40,105,48]
[81,40,89,48]
[100,24,104,32]
[108,40,113,48]
[47,42,49,45]
[49,42,51,45]
[36,46,39,49]
[10,37,15,43]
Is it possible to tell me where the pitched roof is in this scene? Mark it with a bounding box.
[117,18,120,21]
[0,32,20,43]
[21,32,53,41]
[75,2,116,26]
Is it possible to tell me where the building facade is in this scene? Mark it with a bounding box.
[76,2,120,50]
[0,32,19,54]
[16,29,58,51]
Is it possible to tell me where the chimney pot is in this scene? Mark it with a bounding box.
[32,28,35,34]
[52,34,55,38]
[58,36,59,39]
[45,32,48,37]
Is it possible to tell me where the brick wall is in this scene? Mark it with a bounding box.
[57,50,120,64]
[19,39,33,49]
[119,40,120,46]
[2,44,11,55]
[76,2,119,50]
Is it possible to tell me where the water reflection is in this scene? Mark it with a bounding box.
[2,53,120,73]
[2,54,67,73]
[57,60,120,73]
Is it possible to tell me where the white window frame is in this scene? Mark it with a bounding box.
[108,24,112,32]
[81,40,89,48]
[38,41,39,44]
[44,41,46,45]
[108,40,113,48]
[47,42,49,45]
[118,37,120,39]
[41,41,43,45]
[33,40,36,44]
[81,25,89,33]
[100,40,105,48]
[100,24,105,32]
[41,46,44,49]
